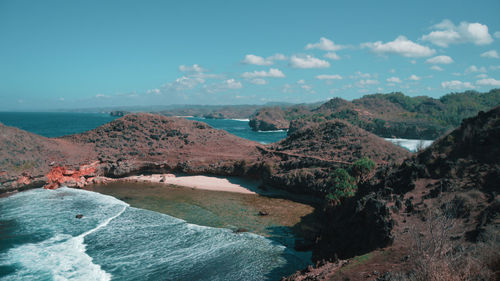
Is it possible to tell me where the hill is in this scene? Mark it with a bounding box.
[251,89,500,140]
[285,106,500,280]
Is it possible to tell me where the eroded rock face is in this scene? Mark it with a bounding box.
[44,162,99,189]
[1,113,264,192]
[249,107,290,131]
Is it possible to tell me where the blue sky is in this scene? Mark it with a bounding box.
[1,0,500,110]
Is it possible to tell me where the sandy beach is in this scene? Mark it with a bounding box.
[123,174,259,194]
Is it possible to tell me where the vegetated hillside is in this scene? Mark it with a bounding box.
[0,123,95,192]
[249,104,318,131]
[251,89,500,140]
[63,113,263,176]
[258,119,410,197]
[284,106,500,281]
[159,103,297,119]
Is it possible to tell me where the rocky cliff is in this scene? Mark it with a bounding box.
[284,106,500,280]
[0,114,263,193]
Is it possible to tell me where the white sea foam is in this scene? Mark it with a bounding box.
[0,188,128,281]
[230,118,250,122]
[384,138,433,152]
[257,129,287,133]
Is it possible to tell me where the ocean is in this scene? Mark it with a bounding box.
[0,112,304,280]
[0,112,286,144]
[0,112,432,280]
[0,188,309,280]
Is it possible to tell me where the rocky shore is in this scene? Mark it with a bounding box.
[2,106,498,280]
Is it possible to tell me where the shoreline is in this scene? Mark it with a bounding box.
[122,174,260,194]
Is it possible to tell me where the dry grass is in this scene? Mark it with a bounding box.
[404,209,499,281]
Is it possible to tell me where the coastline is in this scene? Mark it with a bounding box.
[122,174,260,194]
[84,180,320,247]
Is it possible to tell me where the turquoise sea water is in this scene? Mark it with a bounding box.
[0,112,118,138]
[0,113,287,144]
[0,188,309,280]
[0,113,301,280]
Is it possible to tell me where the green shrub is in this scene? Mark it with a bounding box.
[326,168,357,203]
[351,157,376,180]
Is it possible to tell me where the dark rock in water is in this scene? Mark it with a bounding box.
[258,210,269,216]
[234,228,248,234]
[75,214,83,219]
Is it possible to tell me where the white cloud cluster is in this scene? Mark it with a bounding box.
[481,50,499,59]
[430,65,444,71]
[290,55,330,68]
[305,37,345,51]
[242,53,287,66]
[358,79,379,86]
[250,78,268,85]
[179,64,205,73]
[361,36,435,57]
[495,31,500,39]
[241,68,285,78]
[223,79,243,89]
[441,80,475,90]
[426,55,454,64]
[387,77,402,83]
[422,20,493,47]
[324,52,341,60]
[476,78,500,87]
[465,65,487,74]
[409,74,421,81]
[316,74,343,80]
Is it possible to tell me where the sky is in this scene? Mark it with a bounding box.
[1,0,500,111]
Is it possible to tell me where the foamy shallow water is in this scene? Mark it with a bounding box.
[384,138,433,152]
[0,188,310,281]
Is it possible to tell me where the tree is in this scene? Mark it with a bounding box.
[326,168,357,204]
[351,157,376,181]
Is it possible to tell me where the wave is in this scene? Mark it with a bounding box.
[384,138,433,152]
[0,187,310,281]
[257,129,287,133]
[0,188,128,281]
[230,118,250,122]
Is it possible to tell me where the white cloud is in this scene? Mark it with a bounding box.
[269,53,287,61]
[410,60,417,64]
[290,55,330,68]
[422,20,493,47]
[476,74,488,79]
[430,65,444,71]
[426,55,454,64]
[490,65,500,70]
[242,53,287,65]
[171,76,206,90]
[250,78,268,85]
[316,74,343,80]
[146,88,160,94]
[361,36,435,57]
[481,50,500,59]
[241,68,285,78]
[358,79,380,86]
[179,64,205,73]
[476,78,500,87]
[350,71,372,79]
[387,77,402,83]
[441,80,475,90]
[224,79,243,89]
[495,31,500,39]
[242,54,273,66]
[409,74,421,81]
[465,65,487,74]
[324,52,341,60]
[305,37,345,51]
